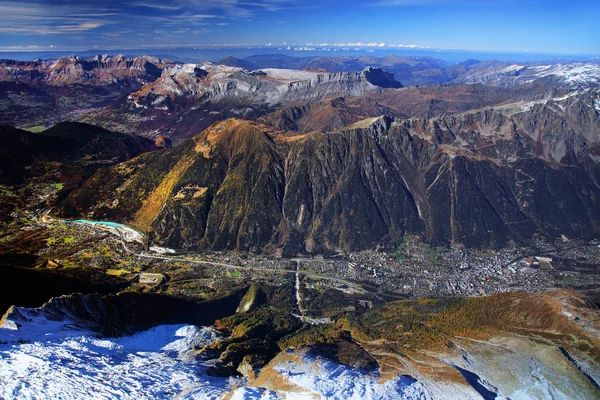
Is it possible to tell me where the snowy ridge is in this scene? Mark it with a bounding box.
[128,63,389,109]
[535,63,600,86]
[0,323,235,399]
[260,68,322,82]
[499,64,526,73]
[0,304,89,343]
[273,350,430,399]
[456,62,600,88]
[0,304,429,399]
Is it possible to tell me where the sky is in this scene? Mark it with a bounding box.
[0,0,599,56]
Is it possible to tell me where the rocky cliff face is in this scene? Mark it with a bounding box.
[0,54,166,87]
[127,63,397,114]
[79,64,403,140]
[58,89,600,253]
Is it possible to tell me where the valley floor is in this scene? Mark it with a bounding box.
[4,210,599,309]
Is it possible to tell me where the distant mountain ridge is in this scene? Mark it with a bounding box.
[219,54,455,86]
[219,54,600,88]
[0,54,168,86]
[0,55,176,128]
[79,63,404,140]
[2,53,599,134]
[454,62,600,88]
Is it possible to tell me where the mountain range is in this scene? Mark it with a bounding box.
[1,52,600,398]
[0,55,168,127]
[1,54,600,254]
[57,86,600,254]
[2,54,600,136]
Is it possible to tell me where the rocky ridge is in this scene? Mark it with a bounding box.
[128,63,399,108]
[0,55,174,127]
[0,54,168,86]
[454,62,600,88]
[58,88,600,253]
[4,289,597,399]
[79,63,403,140]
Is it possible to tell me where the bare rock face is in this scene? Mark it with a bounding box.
[154,135,172,148]
[236,355,262,381]
[127,63,396,106]
[57,88,600,253]
[363,66,403,88]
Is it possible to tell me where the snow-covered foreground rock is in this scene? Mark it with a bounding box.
[271,350,430,400]
[0,306,430,399]
[0,322,236,399]
[4,293,597,399]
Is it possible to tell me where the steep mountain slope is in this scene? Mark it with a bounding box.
[258,96,397,133]
[0,122,156,185]
[58,89,600,253]
[264,289,600,400]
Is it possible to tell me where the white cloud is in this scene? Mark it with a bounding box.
[0,0,291,37]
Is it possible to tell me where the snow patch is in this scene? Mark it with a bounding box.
[499,64,526,73]
[149,245,176,254]
[1,306,87,343]
[537,63,600,85]
[260,68,321,83]
[552,90,581,102]
[0,321,229,399]
[274,350,431,399]
[229,387,280,399]
[460,62,600,88]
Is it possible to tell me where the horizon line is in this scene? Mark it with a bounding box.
[0,43,598,58]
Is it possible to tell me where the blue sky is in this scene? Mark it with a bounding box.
[0,0,598,55]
